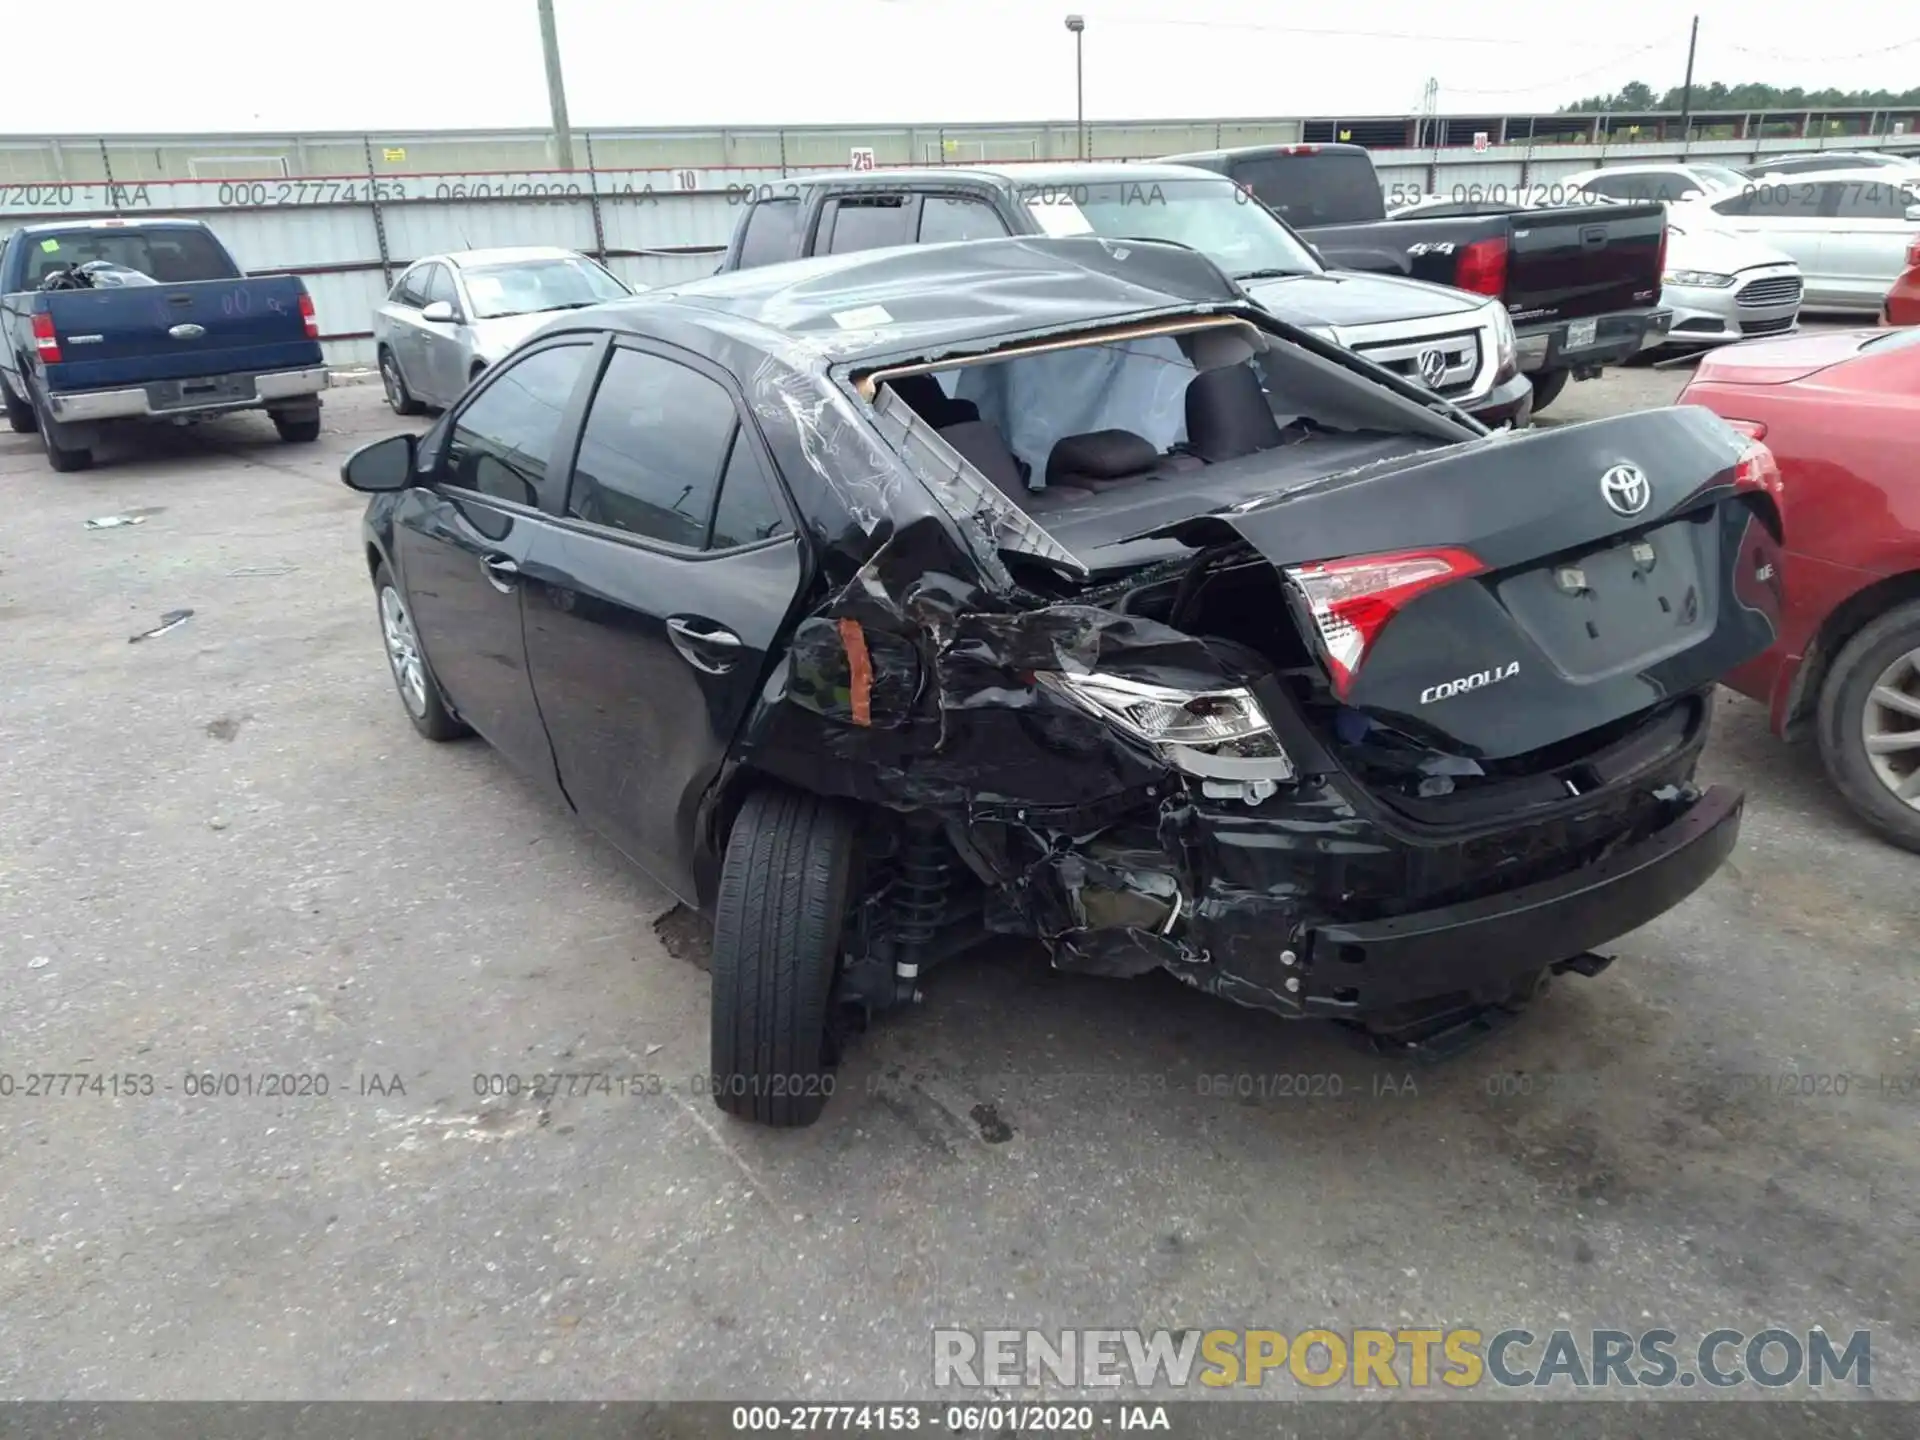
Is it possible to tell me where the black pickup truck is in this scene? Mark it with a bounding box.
[716,163,1536,428]
[1162,143,1673,410]
[1,218,328,471]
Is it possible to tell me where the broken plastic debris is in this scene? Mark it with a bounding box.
[86,507,166,530]
[128,608,194,643]
[29,956,50,969]
[228,565,298,577]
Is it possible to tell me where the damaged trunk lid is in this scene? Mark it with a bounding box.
[1151,406,1784,760]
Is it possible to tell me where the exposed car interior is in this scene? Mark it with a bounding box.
[870,321,1452,560]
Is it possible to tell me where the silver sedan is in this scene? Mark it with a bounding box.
[372,246,636,413]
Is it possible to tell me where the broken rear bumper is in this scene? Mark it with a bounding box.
[1294,785,1741,1017]
[1130,784,1742,1023]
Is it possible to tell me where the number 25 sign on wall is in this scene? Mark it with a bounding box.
[849,148,877,171]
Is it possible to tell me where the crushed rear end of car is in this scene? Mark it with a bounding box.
[723,275,1783,1050]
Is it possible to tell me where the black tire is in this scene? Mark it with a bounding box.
[373,562,468,742]
[379,347,423,417]
[1528,368,1570,412]
[709,786,859,1128]
[274,413,321,443]
[1815,598,1920,853]
[32,392,91,472]
[2,375,34,434]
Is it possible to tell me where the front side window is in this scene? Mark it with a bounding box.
[442,343,593,506]
[1824,180,1920,219]
[460,256,630,320]
[567,348,740,548]
[423,264,461,312]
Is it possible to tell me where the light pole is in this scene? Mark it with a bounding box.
[1065,15,1086,160]
[538,0,575,171]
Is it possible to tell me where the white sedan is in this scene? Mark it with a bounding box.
[1674,167,1920,314]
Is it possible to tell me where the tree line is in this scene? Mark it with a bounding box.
[1561,82,1920,113]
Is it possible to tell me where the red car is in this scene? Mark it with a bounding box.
[1680,327,1920,850]
[1887,236,1920,325]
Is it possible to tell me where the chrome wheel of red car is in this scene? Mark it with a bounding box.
[1862,645,1920,809]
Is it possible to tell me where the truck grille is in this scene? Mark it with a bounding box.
[1737,274,1802,309]
[1740,315,1797,336]
[1348,329,1481,399]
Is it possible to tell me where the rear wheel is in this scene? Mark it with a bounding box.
[1816,599,1920,852]
[273,413,321,443]
[709,786,859,1128]
[32,392,92,472]
[379,347,423,416]
[2,376,34,434]
[1528,368,1569,412]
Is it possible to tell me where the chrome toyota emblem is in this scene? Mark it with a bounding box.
[1416,348,1448,388]
[1600,463,1652,517]
[168,323,206,340]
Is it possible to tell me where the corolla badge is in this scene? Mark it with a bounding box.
[1600,462,1651,517]
[1420,660,1520,704]
[1416,348,1448,388]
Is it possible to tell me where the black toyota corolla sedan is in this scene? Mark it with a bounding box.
[342,235,1783,1128]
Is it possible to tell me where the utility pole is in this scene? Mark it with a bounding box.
[538,0,576,171]
[1678,15,1699,148]
[1065,16,1086,159]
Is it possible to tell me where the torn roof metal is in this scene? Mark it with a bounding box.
[604,236,1252,365]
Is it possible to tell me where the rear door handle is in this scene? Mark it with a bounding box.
[480,554,519,593]
[666,616,742,674]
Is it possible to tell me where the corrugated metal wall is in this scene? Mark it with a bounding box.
[3,127,1910,368]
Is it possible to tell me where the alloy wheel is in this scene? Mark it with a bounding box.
[1862,645,1920,810]
[380,586,429,717]
[381,356,406,413]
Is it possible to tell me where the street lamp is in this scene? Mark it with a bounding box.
[1065,15,1085,160]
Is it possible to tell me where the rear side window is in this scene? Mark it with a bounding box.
[708,430,791,549]
[1824,180,1919,218]
[443,343,593,506]
[1590,171,1694,203]
[1720,181,1824,217]
[737,197,803,268]
[567,348,739,548]
[825,195,917,254]
[1229,153,1386,227]
[917,195,1011,244]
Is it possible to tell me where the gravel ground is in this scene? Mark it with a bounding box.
[0,331,1913,1412]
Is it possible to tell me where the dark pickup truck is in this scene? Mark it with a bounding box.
[0,218,328,471]
[716,162,1536,428]
[1162,143,1673,410]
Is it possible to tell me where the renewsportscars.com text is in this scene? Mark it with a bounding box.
[933,1327,1871,1391]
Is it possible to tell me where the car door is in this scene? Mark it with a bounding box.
[395,336,602,795]
[382,264,432,390]
[1710,180,1830,293]
[1816,179,1920,310]
[415,262,472,406]
[519,338,806,903]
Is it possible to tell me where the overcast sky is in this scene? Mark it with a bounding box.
[17,0,1920,134]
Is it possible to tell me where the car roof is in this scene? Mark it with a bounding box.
[12,217,206,234]
[779,161,1235,190]
[432,245,588,268]
[1744,165,1920,183]
[1160,142,1372,165]
[581,235,1248,365]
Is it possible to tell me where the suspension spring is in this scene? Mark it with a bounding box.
[893,820,956,986]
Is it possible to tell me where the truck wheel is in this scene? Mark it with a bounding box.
[1816,599,1920,853]
[379,347,423,417]
[1528,369,1570,412]
[3,377,34,434]
[709,786,859,1129]
[273,414,321,443]
[32,393,92,472]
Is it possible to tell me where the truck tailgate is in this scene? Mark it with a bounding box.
[38,276,319,392]
[1505,202,1665,325]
